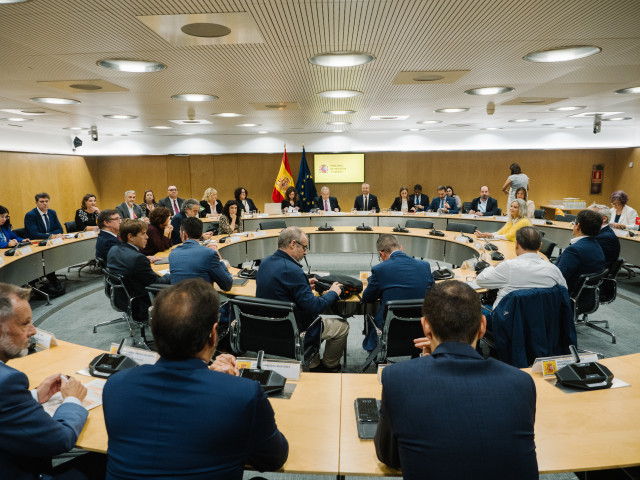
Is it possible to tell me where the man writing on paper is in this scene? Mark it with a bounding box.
[375,280,538,480]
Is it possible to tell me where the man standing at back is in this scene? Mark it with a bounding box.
[375,280,538,480]
[354,183,380,212]
[589,204,620,271]
[158,185,184,215]
[362,234,434,351]
[256,227,349,372]
[103,279,288,479]
[556,209,606,295]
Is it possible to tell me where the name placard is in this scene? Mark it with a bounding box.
[15,245,33,256]
[34,328,58,349]
[614,229,629,238]
[532,352,600,378]
[256,213,269,218]
[531,218,546,225]
[47,237,64,246]
[236,357,301,381]
[252,231,267,237]
[460,214,475,219]
[287,212,302,216]
[109,343,159,365]
[391,211,404,216]
[455,235,470,243]
[77,230,98,239]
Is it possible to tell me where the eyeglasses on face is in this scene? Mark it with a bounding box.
[295,241,308,252]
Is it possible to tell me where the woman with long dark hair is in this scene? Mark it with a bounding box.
[219,200,243,234]
[0,205,28,248]
[75,193,100,231]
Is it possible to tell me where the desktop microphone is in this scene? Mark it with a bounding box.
[38,233,53,246]
[302,255,312,276]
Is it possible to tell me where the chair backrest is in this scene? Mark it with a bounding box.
[102,267,134,315]
[555,214,577,223]
[64,221,79,234]
[600,258,625,304]
[446,222,477,234]
[534,208,546,219]
[202,221,219,235]
[539,237,557,259]
[572,269,608,318]
[13,227,27,238]
[259,220,287,230]
[404,220,434,230]
[229,296,320,366]
[495,208,502,216]
[462,201,472,214]
[378,299,424,362]
[491,285,576,368]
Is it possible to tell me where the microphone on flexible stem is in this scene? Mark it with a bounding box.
[302,255,311,275]
[257,350,264,370]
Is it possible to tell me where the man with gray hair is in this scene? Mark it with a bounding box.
[315,186,341,212]
[256,227,349,372]
[590,203,620,270]
[116,190,144,220]
[170,198,209,245]
[0,283,103,479]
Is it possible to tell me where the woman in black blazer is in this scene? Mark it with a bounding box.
[280,186,301,212]
[234,187,257,213]
[390,186,415,212]
[199,187,223,218]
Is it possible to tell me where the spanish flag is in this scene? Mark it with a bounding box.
[272,146,294,202]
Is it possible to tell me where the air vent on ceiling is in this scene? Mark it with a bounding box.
[392,71,470,85]
[37,79,128,93]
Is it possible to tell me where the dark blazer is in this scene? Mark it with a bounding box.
[315,196,341,212]
[140,223,171,256]
[96,230,121,261]
[389,197,415,212]
[106,242,170,320]
[374,342,538,480]
[470,196,499,216]
[158,196,184,214]
[237,197,258,214]
[170,212,186,245]
[410,194,429,210]
[199,199,222,217]
[427,196,459,214]
[361,251,434,351]
[103,357,288,480]
[24,208,63,239]
[256,249,339,344]
[0,226,23,248]
[169,239,233,290]
[354,194,380,211]
[0,362,88,480]
[555,236,605,295]
[281,199,301,211]
[115,202,143,219]
[595,225,621,270]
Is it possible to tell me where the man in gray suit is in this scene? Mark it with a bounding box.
[116,190,144,219]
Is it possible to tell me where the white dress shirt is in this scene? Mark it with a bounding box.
[476,252,567,308]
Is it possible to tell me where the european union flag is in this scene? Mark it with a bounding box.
[296,147,317,212]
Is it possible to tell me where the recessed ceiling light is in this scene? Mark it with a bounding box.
[171,93,218,102]
[452,124,471,127]
[236,123,260,127]
[560,126,579,129]
[413,74,445,82]
[130,130,144,133]
[0,0,31,3]
[323,110,356,115]
[481,127,502,130]
[519,99,546,104]
[603,117,632,121]
[211,112,244,117]
[182,132,197,135]
[327,121,350,126]
[30,97,80,105]
[465,86,514,96]
[317,90,363,98]
[107,133,127,136]
[509,119,536,123]
[370,115,409,121]
[2,117,32,122]
[417,120,442,124]
[97,59,166,72]
[523,45,601,62]
[569,111,623,118]
[149,125,173,129]
[63,127,87,131]
[1,108,46,115]
[309,51,375,67]
[403,128,425,132]
[181,22,232,38]
[614,86,640,95]
[258,131,268,134]
[435,108,469,113]
[548,106,587,112]
[103,114,138,119]
[332,129,345,133]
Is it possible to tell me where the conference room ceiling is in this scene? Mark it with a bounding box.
[0,0,638,141]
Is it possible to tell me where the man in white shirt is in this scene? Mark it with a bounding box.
[353,183,380,212]
[116,190,144,220]
[476,226,567,313]
[469,186,499,216]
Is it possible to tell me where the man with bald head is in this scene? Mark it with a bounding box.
[158,185,184,215]
[354,183,380,212]
[469,186,499,216]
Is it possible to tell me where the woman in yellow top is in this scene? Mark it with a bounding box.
[475,198,531,241]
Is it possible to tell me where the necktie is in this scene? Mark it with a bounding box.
[132,208,137,219]
[364,196,368,211]
[43,213,49,232]
[416,195,420,204]
[324,199,329,211]
[440,199,444,209]
[172,199,179,214]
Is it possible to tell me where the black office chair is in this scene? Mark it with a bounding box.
[446,222,477,234]
[462,202,472,214]
[13,227,28,238]
[404,220,434,230]
[202,221,219,235]
[359,299,424,372]
[534,209,546,219]
[539,237,557,260]
[258,220,287,230]
[571,269,614,343]
[555,214,576,223]
[495,208,502,216]
[64,221,80,234]
[95,268,152,349]
[599,258,624,305]
[229,296,322,369]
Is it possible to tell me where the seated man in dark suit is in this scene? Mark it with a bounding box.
[115,190,144,219]
[170,198,203,245]
[411,184,429,211]
[106,219,170,321]
[362,234,434,351]
[158,185,184,215]
[103,279,288,479]
[0,283,106,480]
[256,227,349,372]
[427,185,458,213]
[169,217,233,290]
[315,186,341,212]
[469,185,500,216]
[556,209,606,295]
[375,280,538,480]
[590,203,621,270]
[353,183,380,211]
[95,209,121,262]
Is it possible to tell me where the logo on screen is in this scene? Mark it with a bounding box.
[319,164,329,173]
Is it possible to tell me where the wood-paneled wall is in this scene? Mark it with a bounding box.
[4,148,638,228]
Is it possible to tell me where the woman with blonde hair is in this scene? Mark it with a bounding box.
[475,198,532,241]
[200,187,223,218]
